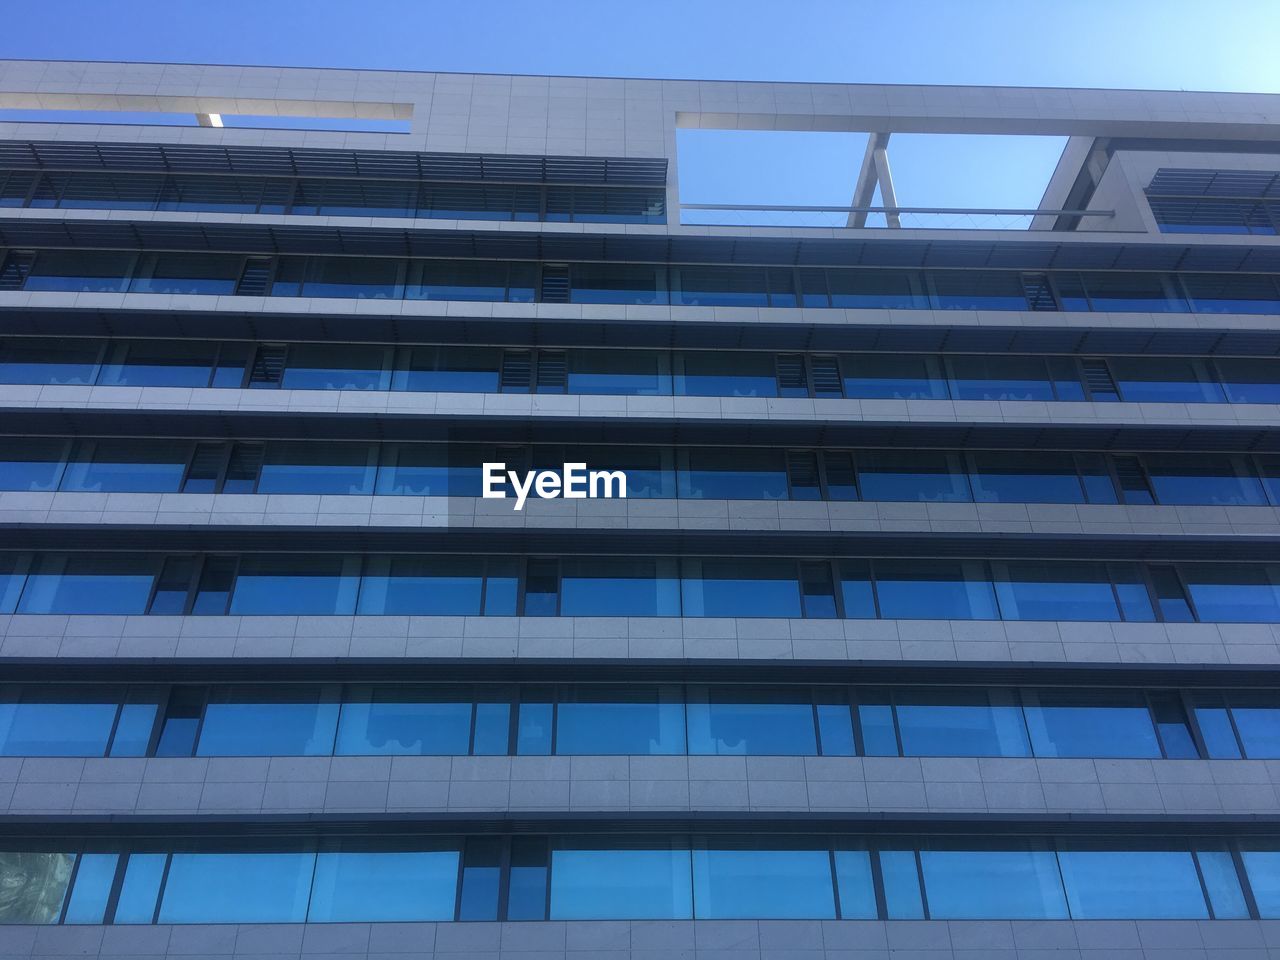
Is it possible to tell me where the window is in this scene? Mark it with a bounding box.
[356,557,486,615]
[0,439,67,491]
[97,341,217,388]
[947,356,1055,401]
[873,560,997,620]
[1142,453,1266,506]
[1057,848,1209,919]
[1225,694,1280,758]
[559,559,680,617]
[0,688,120,757]
[24,251,132,293]
[556,686,685,755]
[550,845,692,920]
[130,253,241,295]
[1109,357,1225,403]
[195,687,339,757]
[678,449,789,500]
[1180,563,1280,622]
[397,346,500,393]
[60,441,187,493]
[337,685,479,756]
[0,338,101,385]
[673,266,769,307]
[991,561,1127,622]
[826,269,925,309]
[686,688,818,755]
[856,452,969,502]
[0,852,74,923]
[1184,274,1280,315]
[1215,358,1280,403]
[968,452,1088,504]
[680,559,801,617]
[309,849,459,922]
[158,852,314,923]
[893,689,1029,757]
[1243,850,1280,917]
[566,349,670,395]
[1023,691,1161,758]
[301,258,404,299]
[840,355,947,400]
[693,847,835,919]
[16,555,155,614]
[920,848,1067,919]
[1077,273,1185,313]
[280,344,391,391]
[677,352,777,397]
[930,271,1029,311]
[569,263,667,305]
[227,557,360,615]
[257,442,376,495]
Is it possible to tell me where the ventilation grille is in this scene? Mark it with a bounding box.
[786,451,821,492]
[0,250,34,291]
[500,350,533,391]
[809,356,843,397]
[1021,273,1058,311]
[540,265,570,304]
[249,346,287,387]
[1080,359,1119,400]
[535,350,567,392]
[235,257,275,296]
[775,355,807,395]
[1113,456,1153,499]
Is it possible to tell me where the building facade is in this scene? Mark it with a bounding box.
[0,60,1278,958]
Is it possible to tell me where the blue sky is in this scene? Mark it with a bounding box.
[2,0,1277,217]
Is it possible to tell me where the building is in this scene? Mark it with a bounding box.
[0,59,1278,958]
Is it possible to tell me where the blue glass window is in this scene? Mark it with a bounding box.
[280,344,390,391]
[567,350,670,395]
[874,560,997,620]
[1078,273,1185,313]
[97,341,216,388]
[62,853,118,924]
[336,685,475,756]
[60,441,187,493]
[1181,563,1280,622]
[308,849,459,922]
[1057,848,1208,918]
[570,264,667,306]
[1109,358,1225,403]
[930,271,1029,311]
[947,356,1055,401]
[157,852,315,923]
[0,439,66,491]
[840,354,947,400]
[24,251,132,293]
[687,688,817,755]
[0,338,101,385]
[375,445,472,497]
[674,266,769,307]
[228,557,359,615]
[560,446,673,499]
[920,849,1067,919]
[991,561,1122,621]
[693,847,834,919]
[894,689,1029,757]
[195,687,339,756]
[969,452,1086,503]
[680,559,801,617]
[879,850,925,919]
[556,686,685,755]
[17,555,155,614]
[257,442,376,495]
[357,557,485,615]
[1216,358,1280,403]
[302,257,403,299]
[1242,850,1280,917]
[410,260,511,301]
[677,352,777,398]
[113,853,165,924]
[678,449,789,500]
[0,691,118,756]
[1023,691,1161,758]
[1184,275,1280,315]
[559,559,680,617]
[833,850,877,918]
[1227,694,1280,758]
[129,253,240,295]
[550,846,692,919]
[397,347,500,392]
[0,852,74,923]
[857,452,969,502]
[827,270,925,309]
[1142,454,1266,506]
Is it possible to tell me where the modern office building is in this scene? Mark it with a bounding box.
[1,59,1280,958]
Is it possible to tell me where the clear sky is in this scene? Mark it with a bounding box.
[2,0,1278,218]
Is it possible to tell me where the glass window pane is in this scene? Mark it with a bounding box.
[1180,563,1280,622]
[17,555,155,614]
[63,853,118,924]
[257,442,375,495]
[399,347,500,393]
[1197,848,1250,919]
[0,852,75,923]
[931,271,1029,310]
[1228,694,1280,758]
[991,561,1120,621]
[308,850,459,922]
[550,847,692,919]
[1216,358,1280,403]
[158,852,315,923]
[98,341,216,388]
[677,352,776,398]
[1109,358,1224,403]
[1184,274,1280,315]
[113,853,165,924]
[948,356,1054,401]
[559,559,679,617]
[827,270,924,309]
[556,687,685,755]
[894,689,1029,757]
[410,260,510,301]
[336,685,473,755]
[570,264,667,306]
[0,338,100,385]
[693,848,834,919]
[920,849,1067,919]
[1079,273,1185,313]
[130,253,241,295]
[681,559,800,617]
[566,349,669,396]
[840,355,946,400]
[228,556,358,615]
[1024,691,1161,758]
[303,257,403,299]
[874,560,997,620]
[969,452,1086,504]
[61,441,187,493]
[833,850,877,918]
[1142,454,1266,506]
[1057,849,1208,919]
[674,266,768,307]
[0,439,66,492]
[196,687,338,756]
[0,693,118,756]
[281,344,389,391]
[879,850,924,919]
[687,690,816,755]
[376,444,474,497]
[25,251,132,293]
[679,449,788,500]
[857,452,969,502]
[1242,850,1280,917]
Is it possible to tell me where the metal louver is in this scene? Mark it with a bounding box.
[1020,273,1059,311]
[249,346,287,387]
[500,350,533,391]
[785,451,821,493]
[535,350,567,392]
[0,250,34,291]
[540,265,570,304]
[809,356,843,397]
[1112,456,1154,502]
[775,354,808,396]
[235,257,276,296]
[1080,359,1120,400]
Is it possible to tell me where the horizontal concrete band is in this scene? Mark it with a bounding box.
[0,915,1276,960]
[7,289,1280,336]
[1,615,1278,666]
[4,754,1279,819]
[2,384,1278,429]
[4,491,1280,538]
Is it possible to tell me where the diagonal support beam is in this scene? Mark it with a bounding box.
[846,132,901,228]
